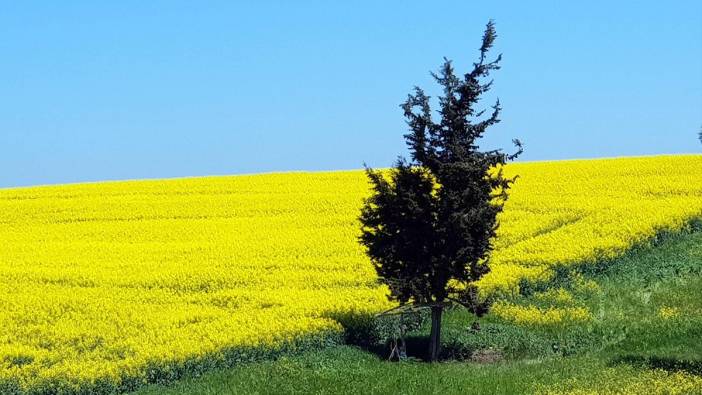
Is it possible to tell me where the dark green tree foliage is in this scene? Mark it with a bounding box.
[359,21,522,361]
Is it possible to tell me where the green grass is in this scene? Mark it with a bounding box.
[135,348,644,394]
[136,229,702,394]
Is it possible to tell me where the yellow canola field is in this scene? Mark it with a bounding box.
[0,154,700,392]
[482,154,702,291]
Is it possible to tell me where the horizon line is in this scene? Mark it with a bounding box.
[2,152,700,191]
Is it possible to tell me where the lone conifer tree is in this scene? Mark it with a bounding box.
[359,21,522,361]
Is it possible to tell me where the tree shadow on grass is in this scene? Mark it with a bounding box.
[326,312,507,363]
[345,333,475,362]
[610,355,702,376]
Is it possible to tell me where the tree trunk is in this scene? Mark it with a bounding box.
[429,304,443,362]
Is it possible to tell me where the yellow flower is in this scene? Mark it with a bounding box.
[538,368,702,394]
[658,306,680,320]
[492,301,592,326]
[535,288,575,305]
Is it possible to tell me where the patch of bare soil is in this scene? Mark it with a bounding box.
[470,348,503,364]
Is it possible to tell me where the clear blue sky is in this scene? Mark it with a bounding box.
[2,1,701,188]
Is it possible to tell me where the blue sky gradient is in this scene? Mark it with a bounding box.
[1,1,701,187]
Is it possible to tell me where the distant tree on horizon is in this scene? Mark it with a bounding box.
[359,20,522,362]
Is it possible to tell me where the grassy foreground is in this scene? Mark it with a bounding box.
[137,228,702,394]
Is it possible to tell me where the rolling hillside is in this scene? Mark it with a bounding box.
[0,154,700,393]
